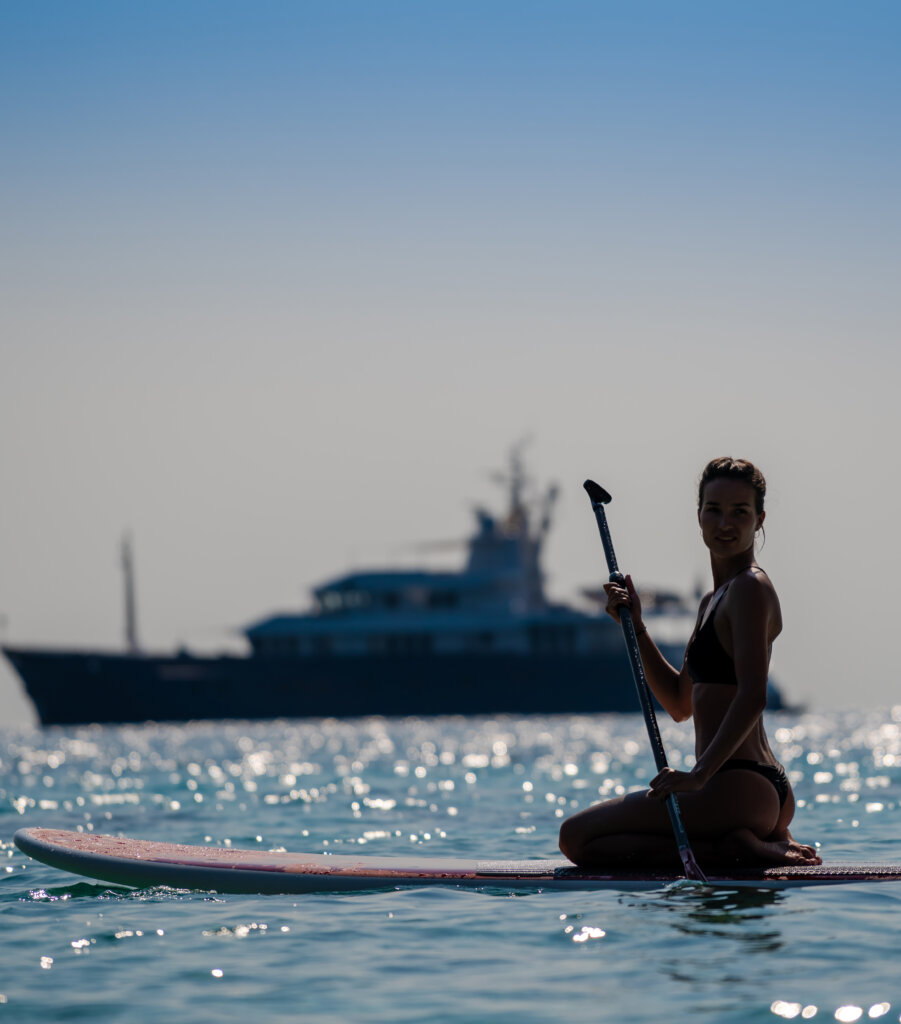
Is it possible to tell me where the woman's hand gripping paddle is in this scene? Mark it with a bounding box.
[583,480,707,883]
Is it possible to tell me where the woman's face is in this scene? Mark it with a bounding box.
[697,477,764,558]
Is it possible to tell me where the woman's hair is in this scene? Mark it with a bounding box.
[698,457,766,515]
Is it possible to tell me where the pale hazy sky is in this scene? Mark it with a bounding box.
[2,1,899,724]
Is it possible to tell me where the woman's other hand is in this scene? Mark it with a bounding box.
[646,767,707,800]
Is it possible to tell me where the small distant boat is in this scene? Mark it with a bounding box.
[2,447,785,725]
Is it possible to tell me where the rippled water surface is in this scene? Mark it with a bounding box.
[3,708,901,1022]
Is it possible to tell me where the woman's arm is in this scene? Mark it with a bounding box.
[603,575,694,722]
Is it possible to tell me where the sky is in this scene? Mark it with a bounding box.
[1,1,899,725]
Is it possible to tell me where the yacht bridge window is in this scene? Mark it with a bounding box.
[318,590,373,613]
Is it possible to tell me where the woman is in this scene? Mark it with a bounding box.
[558,457,820,870]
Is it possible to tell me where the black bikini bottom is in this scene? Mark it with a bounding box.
[717,759,789,808]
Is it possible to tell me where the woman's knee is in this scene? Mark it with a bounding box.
[558,817,582,861]
[558,793,658,860]
[559,812,600,861]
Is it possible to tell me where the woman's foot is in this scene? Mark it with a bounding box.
[769,829,821,864]
[719,827,821,867]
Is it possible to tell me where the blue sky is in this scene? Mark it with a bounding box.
[1,1,899,722]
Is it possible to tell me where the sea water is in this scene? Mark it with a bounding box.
[2,708,901,1023]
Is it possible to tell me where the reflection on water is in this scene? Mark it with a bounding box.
[2,708,901,1023]
[618,884,787,972]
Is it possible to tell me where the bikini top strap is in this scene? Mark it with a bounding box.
[698,580,732,632]
[690,566,763,641]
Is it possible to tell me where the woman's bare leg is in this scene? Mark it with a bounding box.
[559,771,785,869]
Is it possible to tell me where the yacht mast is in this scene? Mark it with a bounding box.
[121,534,140,653]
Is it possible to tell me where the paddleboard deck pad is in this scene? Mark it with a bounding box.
[14,828,901,893]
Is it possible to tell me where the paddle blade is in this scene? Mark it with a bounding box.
[680,848,708,883]
[583,480,612,505]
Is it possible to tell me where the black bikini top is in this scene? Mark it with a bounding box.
[685,584,738,686]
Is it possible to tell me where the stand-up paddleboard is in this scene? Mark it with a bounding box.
[14,828,901,893]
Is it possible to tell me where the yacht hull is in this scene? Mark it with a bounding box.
[2,643,725,726]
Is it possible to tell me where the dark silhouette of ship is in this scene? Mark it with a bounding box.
[2,448,784,725]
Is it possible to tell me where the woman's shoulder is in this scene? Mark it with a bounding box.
[732,565,776,593]
[728,566,782,623]
[733,565,774,589]
[728,565,776,598]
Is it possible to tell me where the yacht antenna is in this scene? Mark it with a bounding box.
[538,483,559,543]
[121,533,140,653]
[490,438,532,533]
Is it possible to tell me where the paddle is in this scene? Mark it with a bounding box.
[583,479,707,883]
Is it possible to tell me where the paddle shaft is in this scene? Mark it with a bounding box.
[583,480,707,883]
